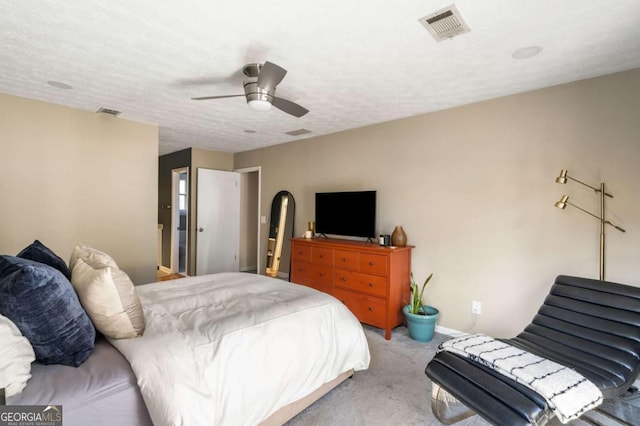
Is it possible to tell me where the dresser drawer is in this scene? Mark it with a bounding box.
[292,244,312,263]
[334,288,386,326]
[360,253,387,276]
[334,249,359,271]
[312,247,333,266]
[334,271,387,298]
[311,264,333,285]
[293,263,333,286]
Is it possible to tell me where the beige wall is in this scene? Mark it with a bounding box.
[234,69,640,336]
[239,171,259,272]
[0,93,158,285]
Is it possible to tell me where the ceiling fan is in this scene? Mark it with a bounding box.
[191,61,309,117]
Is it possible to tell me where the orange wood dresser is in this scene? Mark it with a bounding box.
[290,237,413,340]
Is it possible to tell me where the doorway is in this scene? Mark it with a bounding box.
[171,168,189,275]
[236,167,261,274]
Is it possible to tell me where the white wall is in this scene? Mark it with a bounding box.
[235,69,640,336]
[0,93,158,284]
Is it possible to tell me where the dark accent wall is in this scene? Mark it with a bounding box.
[158,148,191,267]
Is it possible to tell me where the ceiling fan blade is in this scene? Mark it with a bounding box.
[191,94,244,100]
[272,97,309,117]
[257,61,287,92]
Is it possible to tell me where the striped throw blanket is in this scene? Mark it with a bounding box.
[438,334,603,423]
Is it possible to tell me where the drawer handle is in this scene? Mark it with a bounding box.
[369,261,374,266]
[341,300,346,304]
[342,257,348,262]
[341,277,347,282]
[368,282,374,287]
[368,307,374,311]
[319,254,324,258]
[298,251,303,255]
[319,272,323,277]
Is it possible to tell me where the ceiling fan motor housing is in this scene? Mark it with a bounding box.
[243,80,275,104]
[242,63,275,106]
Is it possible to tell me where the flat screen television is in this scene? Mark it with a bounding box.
[315,191,376,238]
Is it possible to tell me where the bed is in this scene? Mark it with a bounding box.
[5,271,371,425]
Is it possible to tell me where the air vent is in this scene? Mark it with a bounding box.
[419,4,470,42]
[285,128,312,137]
[96,107,121,117]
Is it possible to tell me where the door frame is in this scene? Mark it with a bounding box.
[170,167,189,274]
[234,166,262,274]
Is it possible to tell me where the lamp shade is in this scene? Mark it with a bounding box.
[554,195,569,209]
[555,169,568,184]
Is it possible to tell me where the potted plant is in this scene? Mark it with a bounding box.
[403,272,439,342]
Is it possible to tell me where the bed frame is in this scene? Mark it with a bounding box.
[261,369,354,425]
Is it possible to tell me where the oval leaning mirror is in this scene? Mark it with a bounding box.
[266,191,295,279]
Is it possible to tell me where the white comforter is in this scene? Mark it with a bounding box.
[109,272,370,426]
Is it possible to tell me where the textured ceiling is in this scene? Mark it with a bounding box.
[2,1,640,155]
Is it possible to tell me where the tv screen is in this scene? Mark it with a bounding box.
[315,191,376,238]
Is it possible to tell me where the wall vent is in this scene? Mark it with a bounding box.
[96,107,121,116]
[419,4,470,42]
[285,128,311,137]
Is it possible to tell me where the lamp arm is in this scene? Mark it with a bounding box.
[567,175,614,197]
[605,221,626,233]
[566,201,602,221]
[566,202,626,232]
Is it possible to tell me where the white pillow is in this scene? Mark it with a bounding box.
[69,243,118,272]
[0,314,36,397]
[71,258,145,339]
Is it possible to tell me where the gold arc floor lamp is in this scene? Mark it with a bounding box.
[554,169,626,280]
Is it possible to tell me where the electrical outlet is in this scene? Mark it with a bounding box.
[472,301,482,315]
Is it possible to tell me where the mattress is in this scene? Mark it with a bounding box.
[7,336,152,426]
[109,272,371,425]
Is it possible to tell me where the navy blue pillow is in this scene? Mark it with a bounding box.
[17,240,71,280]
[0,255,95,366]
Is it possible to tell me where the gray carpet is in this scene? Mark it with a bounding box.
[286,325,640,426]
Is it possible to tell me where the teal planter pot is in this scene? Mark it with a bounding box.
[403,305,439,342]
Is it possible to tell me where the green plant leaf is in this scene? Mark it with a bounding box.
[408,272,433,314]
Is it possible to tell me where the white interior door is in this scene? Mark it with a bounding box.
[196,168,240,275]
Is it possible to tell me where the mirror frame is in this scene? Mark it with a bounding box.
[265,191,295,279]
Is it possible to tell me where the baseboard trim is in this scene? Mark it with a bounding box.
[276,271,289,280]
[435,325,468,338]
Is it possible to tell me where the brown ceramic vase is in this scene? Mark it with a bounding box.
[391,226,407,247]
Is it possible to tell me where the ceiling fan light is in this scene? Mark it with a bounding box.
[248,99,272,112]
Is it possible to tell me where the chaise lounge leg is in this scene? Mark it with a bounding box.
[430,384,476,425]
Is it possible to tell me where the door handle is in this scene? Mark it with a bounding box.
[198,227,204,232]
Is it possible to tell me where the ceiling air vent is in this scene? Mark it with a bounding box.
[285,128,311,137]
[419,4,470,42]
[96,107,121,117]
